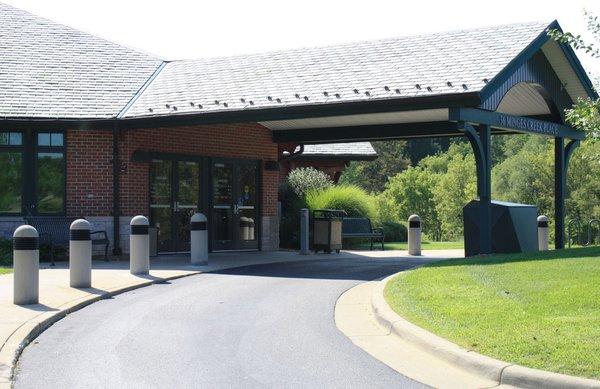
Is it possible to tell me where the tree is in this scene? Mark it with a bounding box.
[566,140,600,219]
[492,136,555,217]
[339,140,410,192]
[431,149,477,240]
[381,166,440,238]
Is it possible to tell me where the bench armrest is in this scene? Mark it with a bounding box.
[371,227,384,235]
[90,230,109,240]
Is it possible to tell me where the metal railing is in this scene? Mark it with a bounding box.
[567,218,600,247]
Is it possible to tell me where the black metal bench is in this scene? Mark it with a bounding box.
[24,216,110,265]
[342,217,384,250]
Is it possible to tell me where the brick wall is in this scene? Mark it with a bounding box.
[67,122,279,218]
[66,129,113,217]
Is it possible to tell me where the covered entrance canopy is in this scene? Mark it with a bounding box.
[113,20,596,254]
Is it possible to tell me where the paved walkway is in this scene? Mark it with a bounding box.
[12,254,460,388]
[0,249,463,387]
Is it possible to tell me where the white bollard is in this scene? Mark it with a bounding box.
[537,215,549,251]
[191,213,208,265]
[300,208,310,255]
[13,225,39,305]
[248,218,255,241]
[408,214,422,256]
[70,219,92,288]
[240,217,249,241]
[130,216,150,275]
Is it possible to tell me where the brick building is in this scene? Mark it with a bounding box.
[0,3,595,255]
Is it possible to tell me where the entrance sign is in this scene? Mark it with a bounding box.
[498,115,559,136]
[449,108,585,140]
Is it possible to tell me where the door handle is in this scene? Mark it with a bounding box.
[233,204,239,215]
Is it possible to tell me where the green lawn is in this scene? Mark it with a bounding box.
[0,267,12,275]
[384,246,600,379]
[354,240,464,251]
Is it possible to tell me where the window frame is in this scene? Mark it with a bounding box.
[0,132,25,216]
[0,129,67,216]
[33,131,67,215]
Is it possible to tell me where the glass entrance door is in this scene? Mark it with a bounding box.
[212,160,259,251]
[150,160,200,253]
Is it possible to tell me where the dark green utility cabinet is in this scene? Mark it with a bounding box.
[463,200,538,256]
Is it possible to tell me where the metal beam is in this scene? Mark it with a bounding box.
[555,137,565,249]
[450,107,585,140]
[459,122,492,254]
[555,139,580,249]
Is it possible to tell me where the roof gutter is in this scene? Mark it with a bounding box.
[116,92,481,130]
[0,92,481,130]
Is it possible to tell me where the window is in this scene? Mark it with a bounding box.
[37,132,63,147]
[36,153,65,213]
[0,152,22,213]
[0,132,23,146]
[0,130,65,215]
[35,132,65,214]
[0,132,23,214]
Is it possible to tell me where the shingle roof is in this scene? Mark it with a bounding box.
[0,2,163,119]
[0,3,553,121]
[298,142,377,158]
[123,21,551,118]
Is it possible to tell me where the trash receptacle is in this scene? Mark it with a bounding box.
[463,200,538,256]
[312,209,346,254]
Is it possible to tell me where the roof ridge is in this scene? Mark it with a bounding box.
[0,1,164,61]
[167,20,553,64]
[117,61,168,118]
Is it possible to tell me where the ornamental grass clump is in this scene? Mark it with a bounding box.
[286,167,333,197]
[305,185,376,219]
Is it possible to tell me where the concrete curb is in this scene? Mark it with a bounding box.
[372,273,600,389]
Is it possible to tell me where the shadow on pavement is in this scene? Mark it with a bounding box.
[209,256,432,282]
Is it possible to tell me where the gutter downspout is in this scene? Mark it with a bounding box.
[112,120,122,256]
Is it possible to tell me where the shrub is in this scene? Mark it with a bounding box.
[375,192,399,225]
[382,166,441,239]
[381,221,407,242]
[305,185,376,219]
[286,167,333,197]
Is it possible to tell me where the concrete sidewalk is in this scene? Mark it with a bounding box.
[0,249,463,388]
[336,268,600,389]
[335,281,496,389]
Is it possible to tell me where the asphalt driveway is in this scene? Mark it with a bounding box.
[14,256,430,388]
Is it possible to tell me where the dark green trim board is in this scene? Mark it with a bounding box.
[480,21,556,102]
[118,93,480,129]
[272,122,463,143]
[481,52,575,118]
[480,20,597,102]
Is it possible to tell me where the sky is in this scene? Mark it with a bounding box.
[3,0,600,76]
